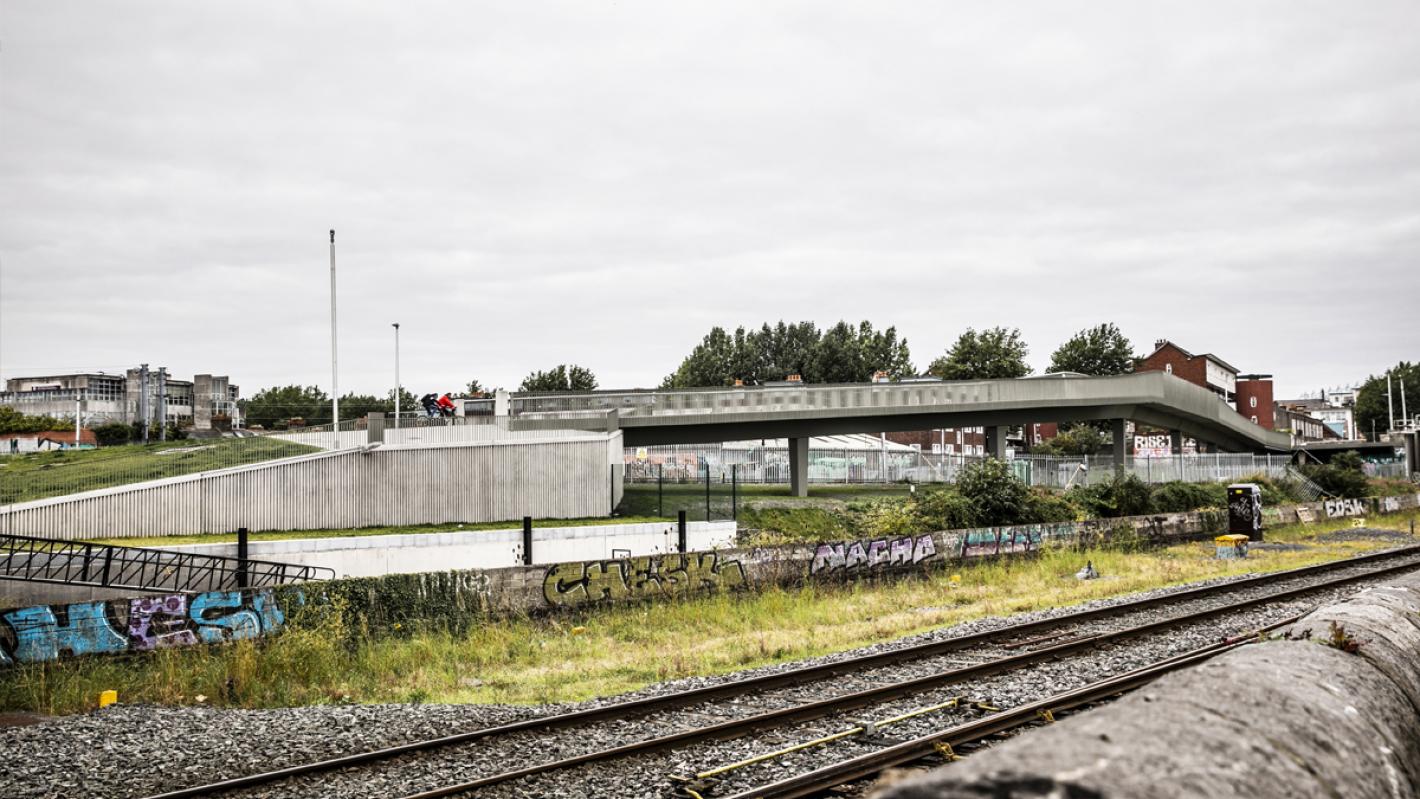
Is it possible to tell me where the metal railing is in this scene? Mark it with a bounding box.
[624,445,1297,489]
[0,533,335,593]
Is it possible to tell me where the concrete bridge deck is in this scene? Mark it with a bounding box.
[510,372,1292,496]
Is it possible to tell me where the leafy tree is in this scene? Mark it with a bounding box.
[520,364,598,392]
[805,321,914,384]
[242,385,331,429]
[758,321,820,381]
[338,393,389,421]
[1030,424,1108,456]
[0,406,70,434]
[464,380,488,397]
[663,319,912,387]
[927,327,1031,380]
[663,326,743,388]
[389,387,418,412]
[1048,323,1134,375]
[1355,361,1419,440]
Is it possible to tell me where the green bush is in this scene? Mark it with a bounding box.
[955,457,1033,526]
[93,423,132,447]
[855,499,921,537]
[910,488,979,530]
[1301,452,1369,499]
[1024,488,1080,522]
[1068,474,1154,518]
[1151,481,1225,513]
[0,407,70,434]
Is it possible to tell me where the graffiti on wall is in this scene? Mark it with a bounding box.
[810,535,937,576]
[1381,496,1402,513]
[956,524,1073,558]
[543,553,746,607]
[1324,498,1366,518]
[0,588,290,666]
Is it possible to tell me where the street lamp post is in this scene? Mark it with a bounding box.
[329,230,340,449]
[392,322,401,429]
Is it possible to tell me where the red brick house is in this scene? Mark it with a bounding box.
[1136,340,1240,402]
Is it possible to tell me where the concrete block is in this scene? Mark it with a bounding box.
[878,571,1420,799]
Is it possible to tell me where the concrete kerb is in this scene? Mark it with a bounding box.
[876,571,1420,799]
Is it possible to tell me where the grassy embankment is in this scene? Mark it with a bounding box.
[0,438,321,504]
[4,510,1416,716]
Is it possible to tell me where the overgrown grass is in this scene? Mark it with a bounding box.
[0,438,321,504]
[6,511,1415,716]
[85,516,671,548]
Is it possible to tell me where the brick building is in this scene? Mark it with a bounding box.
[1136,340,1239,402]
[1235,374,1275,428]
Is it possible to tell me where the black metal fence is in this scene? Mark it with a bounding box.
[620,463,740,522]
[0,532,335,594]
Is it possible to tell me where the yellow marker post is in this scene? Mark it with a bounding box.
[98,690,118,708]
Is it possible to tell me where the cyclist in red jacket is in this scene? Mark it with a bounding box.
[436,393,457,417]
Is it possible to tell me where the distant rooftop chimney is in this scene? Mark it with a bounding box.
[1155,339,1167,350]
[733,378,744,387]
[785,374,803,383]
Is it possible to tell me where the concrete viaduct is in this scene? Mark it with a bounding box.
[508,371,1293,496]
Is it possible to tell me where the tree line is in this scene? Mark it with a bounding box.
[662,320,1134,387]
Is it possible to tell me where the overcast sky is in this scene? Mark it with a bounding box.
[2,2,1416,400]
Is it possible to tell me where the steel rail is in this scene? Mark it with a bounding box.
[721,614,1303,799]
[390,553,1420,799]
[142,544,1420,799]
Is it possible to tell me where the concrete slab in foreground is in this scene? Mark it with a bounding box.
[877,571,1420,799]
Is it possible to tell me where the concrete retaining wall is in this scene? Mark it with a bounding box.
[161,520,738,578]
[0,432,624,540]
[879,568,1420,799]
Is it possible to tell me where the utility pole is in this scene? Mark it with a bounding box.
[329,229,340,449]
[1387,373,1395,433]
[157,367,167,441]
[139,363,150,443]
[392,322,401,429]
[1403,379,1410,431]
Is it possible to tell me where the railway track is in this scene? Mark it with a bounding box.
[143,544,1420,799]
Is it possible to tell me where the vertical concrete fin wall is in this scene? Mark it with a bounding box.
[0,433,623,540]
[878,571,1420,799]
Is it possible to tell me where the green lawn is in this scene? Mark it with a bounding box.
[0,438,321,504]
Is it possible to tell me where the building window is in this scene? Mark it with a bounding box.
[1250,415,1258,424]
[1249,396,1257,408]
[1165,363,1173,374]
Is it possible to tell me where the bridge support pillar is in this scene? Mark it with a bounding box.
[984,426,1007,459]
[1111,419,1127,472]
[789,437,809,497]
[1170,429,1183,454]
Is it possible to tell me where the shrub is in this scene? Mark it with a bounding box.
[1151,481,1224,513]
[911,488,979,530]
[1067,474,1154,518]
[1023,488,1079,522]
[855,499,921,537]
[1301,452,1369,499]
[955,457,1033,526]
[93,423,132,447]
